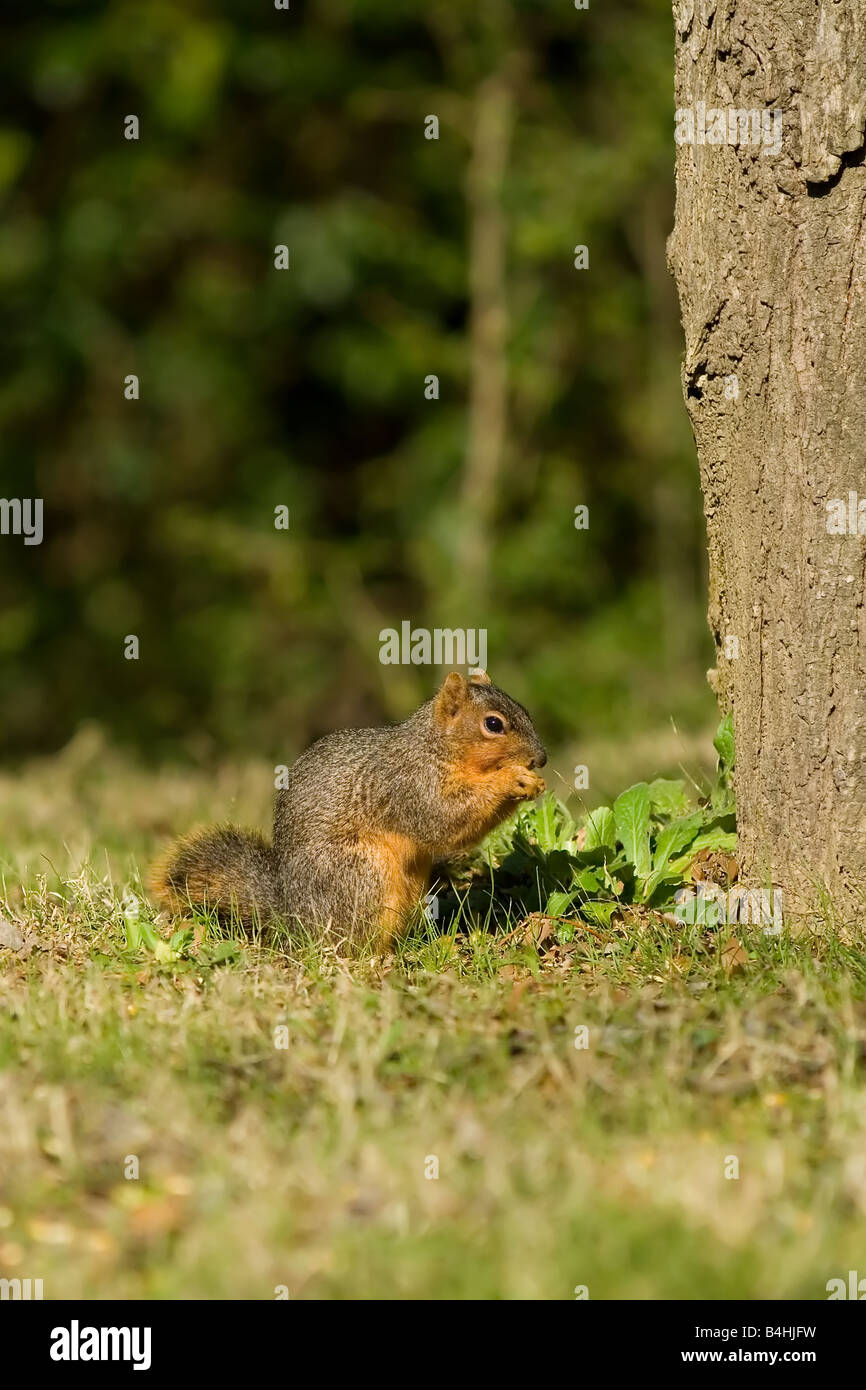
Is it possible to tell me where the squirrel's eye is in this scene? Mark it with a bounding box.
[484,715,505,734]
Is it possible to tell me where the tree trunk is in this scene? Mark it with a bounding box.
[668,0,866,918]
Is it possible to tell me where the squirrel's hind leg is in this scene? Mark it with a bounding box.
[283,832,432,954]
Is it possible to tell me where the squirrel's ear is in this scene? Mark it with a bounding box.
[434,671,467,723]
[468,669,491,686]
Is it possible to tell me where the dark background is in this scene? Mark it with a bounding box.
[0,0,712,791]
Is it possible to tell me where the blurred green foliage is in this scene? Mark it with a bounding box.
[0,0,711,765]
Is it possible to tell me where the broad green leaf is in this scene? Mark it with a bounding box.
[647,778,690,818]
[573,866,603,894]
[204,939,240,961]
[668,827,739,875]
[534,794,561,851]
[583,804,616,851]
[653,811,706,872]
[686,827,738,856]
[581,901,618,927]
[639,810,707,900]
[543,849,577,889]
[545,890,576,918]
[554,803,577,845]
[613,782,652,880]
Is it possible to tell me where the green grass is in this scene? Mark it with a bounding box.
[0,742,865,1300]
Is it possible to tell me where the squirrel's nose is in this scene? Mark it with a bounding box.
[530,747,547,770]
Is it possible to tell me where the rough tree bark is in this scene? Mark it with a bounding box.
[668,1,866,916]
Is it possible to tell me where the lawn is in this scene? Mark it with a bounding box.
[0,734,864,1300]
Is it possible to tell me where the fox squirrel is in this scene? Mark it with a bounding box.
[150,670,546,952]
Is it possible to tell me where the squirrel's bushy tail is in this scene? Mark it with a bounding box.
[150,825,279,927]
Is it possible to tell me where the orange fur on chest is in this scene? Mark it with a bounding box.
[442,757,523,848]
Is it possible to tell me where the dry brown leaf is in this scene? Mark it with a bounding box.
[501,914,557,949]
[498,963,525,981]
[689,849,739,887]
[720,936,749,974]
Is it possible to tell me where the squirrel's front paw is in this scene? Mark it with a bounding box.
[508,766,546,800]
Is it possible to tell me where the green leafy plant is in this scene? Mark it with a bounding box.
[443,716,738,933]
[122,896,193,962]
